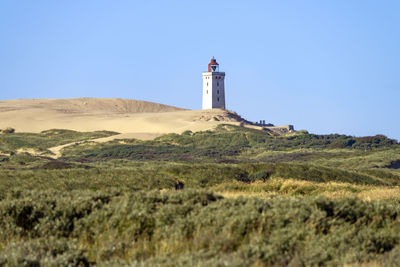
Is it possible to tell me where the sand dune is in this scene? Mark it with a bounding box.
[0,98,247,140]
[0,98,184,114]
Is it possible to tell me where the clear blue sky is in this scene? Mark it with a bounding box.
[1,1,399,140]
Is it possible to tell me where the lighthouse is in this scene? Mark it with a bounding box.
[202,57,226,109]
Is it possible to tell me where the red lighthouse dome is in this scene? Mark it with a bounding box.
[208,57,219,72]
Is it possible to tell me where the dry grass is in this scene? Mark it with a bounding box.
[343,261,383,267]
[212,178,400,201]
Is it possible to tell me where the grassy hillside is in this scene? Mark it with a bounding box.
[0,129,118,153]
[1,125,400,266]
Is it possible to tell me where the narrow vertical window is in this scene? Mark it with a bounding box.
[217,82,219,86]
[217,97,219,102]
[217,90,219,94]
[206,90,208,94]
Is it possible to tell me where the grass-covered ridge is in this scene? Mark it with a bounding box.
[59,124,399,162]
[157,125,398,150]
[0,129,118,153]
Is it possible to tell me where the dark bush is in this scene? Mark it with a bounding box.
[385,160,400,169]
[248,170,273,182]
[234,171,251,183]
[41,161,72,170]
[175,181,185,190]
[2,128,15,134]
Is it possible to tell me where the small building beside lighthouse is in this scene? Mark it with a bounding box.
[202,57,226,109]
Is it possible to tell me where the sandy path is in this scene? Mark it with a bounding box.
[47,133,166,158]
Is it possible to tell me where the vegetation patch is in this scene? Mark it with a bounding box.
[0,127,400,265]
[385,160,400,169]
[0,129,118,152]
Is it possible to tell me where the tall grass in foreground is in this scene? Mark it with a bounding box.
[1,190,400,266]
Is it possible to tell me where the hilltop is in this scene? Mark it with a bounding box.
[0,98,291,140]
[0,98,184,114]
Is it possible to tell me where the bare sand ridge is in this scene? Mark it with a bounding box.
[0,98,254,140]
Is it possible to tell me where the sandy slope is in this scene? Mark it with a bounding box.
[0,98,246,140]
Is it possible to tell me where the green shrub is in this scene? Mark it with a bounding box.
[181,130,193,136]
[234,170,273,183]
[234,171,251,183]
[1,128,15,134]
[248,170,273,182]
[0,238,89,266]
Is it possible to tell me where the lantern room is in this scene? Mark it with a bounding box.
[208,57,219,72]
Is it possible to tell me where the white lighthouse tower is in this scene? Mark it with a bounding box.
[202,57,226,109]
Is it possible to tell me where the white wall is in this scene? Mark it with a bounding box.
[202,72,225,109]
